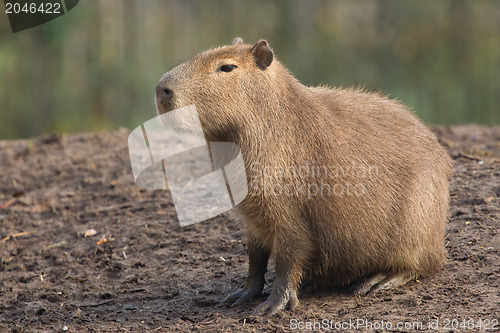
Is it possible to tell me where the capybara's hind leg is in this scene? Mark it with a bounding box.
[354,273,387,295]
[355,272,414,295]
[370,272,414,293]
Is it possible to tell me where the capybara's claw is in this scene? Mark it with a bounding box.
[222,289,245,304]
[233,287,261,305]
[251,288,298,316]
[223,284,263,305]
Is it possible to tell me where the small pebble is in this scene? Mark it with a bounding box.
[84,229,97,237]
[124,304,139,310]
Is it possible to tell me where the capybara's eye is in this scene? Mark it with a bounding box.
[219,64,237,72]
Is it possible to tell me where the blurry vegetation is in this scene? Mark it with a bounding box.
[0,0,499,139]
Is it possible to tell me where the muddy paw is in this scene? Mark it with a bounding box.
[251,287,298,316]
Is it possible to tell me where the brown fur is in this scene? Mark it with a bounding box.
[155,38,453,314]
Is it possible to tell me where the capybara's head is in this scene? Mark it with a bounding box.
[155,38,277,140]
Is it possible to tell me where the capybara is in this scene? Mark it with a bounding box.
[155,37,453,315]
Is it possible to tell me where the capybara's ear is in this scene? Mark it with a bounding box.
[250,40,273,70]
[232,37,243,45]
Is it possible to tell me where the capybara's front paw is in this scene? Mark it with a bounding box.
[251,286,298,316]
[223,281,264,306]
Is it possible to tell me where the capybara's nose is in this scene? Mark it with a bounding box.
[156,82,174,103]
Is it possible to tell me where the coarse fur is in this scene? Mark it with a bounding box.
[155,38,454,315]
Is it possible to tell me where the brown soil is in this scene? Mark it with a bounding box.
[0,125,498,332]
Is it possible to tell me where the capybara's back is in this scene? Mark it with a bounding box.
[299,87,453,289]
[155,38,454,315]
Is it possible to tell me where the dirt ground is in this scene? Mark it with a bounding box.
[0,125,498,332]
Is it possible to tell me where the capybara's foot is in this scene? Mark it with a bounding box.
[355,272,414,295]
[354,273,387,295]
[223,236,269,306]
[223,281,264,306]
[251,285,299,316]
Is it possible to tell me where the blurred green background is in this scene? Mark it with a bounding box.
[1,0,499,140]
